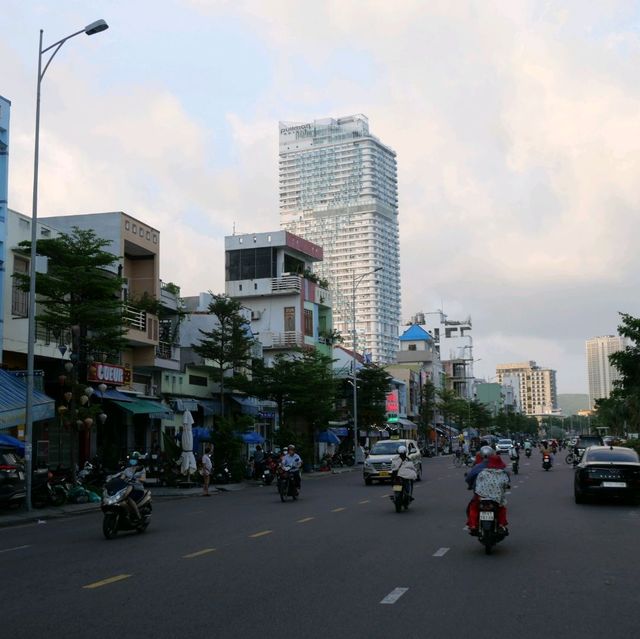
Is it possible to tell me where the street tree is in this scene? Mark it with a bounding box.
[192,294,254,415]
[356,364,392,429]
[419,379,437,442]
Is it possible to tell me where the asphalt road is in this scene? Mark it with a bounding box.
[2,454,639,639]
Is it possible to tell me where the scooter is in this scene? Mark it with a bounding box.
[31,470,67,508]
[542,454,552,471]
[390,477,413,513]
[277,466,299,501]
[477,499,508,555]
[525,448,532,458]
[511,457,519,475]
[101,474,152,539]
[214,460,232,484]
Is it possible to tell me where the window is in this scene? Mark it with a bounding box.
[125,220,130,230]
[189,375,208,387]
[284,307,295,332]
[132,224,137,234]
[12,256,29,317]
[304,309,313,336]
[408,344,417,351]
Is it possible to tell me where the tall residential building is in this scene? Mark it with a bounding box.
[279,114,400,364]
[496,361,558,416]
[586,335,629,408]
[0,95,10,364]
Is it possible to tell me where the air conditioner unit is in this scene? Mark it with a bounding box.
[251,310,262,320]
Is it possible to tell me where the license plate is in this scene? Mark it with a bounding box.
[393,485,403,492]
[602,481,626,488]
[479,511,494,521]
[378,471,390,477]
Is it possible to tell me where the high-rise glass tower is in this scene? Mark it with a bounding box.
[279,114,400,363]
[586,335,628,408]
[0,95,11,364]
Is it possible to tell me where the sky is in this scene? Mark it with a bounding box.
[2,0,639,394]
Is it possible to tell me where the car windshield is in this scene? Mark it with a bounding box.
[370,442,405,455]
[498,440,512,445]
[578,437,602,447]
[586,449,639,463]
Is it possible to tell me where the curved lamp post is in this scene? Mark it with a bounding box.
[24,19,109,511]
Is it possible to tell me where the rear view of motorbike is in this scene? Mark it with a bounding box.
[390,478,412,513]
[477,499,507,555]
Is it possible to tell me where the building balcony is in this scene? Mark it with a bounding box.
[124,305,158,346]
[154,341,180,371]
[271,275,302,294]
[260,331,305,349]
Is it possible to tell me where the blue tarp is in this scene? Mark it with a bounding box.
[241,431,265,444]
[198,399,221,416]
[0,369,55,430]
[317,430,341,444]
[0,434,25,455]
[99,388,135,402]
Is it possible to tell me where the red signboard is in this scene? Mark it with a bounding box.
[385,390,399,413]
[87,362,131,385]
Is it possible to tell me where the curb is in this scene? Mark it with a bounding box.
[0,504,100,529]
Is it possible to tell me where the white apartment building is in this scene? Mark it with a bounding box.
[411,311,474,398]
[496,361,558,417]
[586,335,629,408]
[279,114,400,364]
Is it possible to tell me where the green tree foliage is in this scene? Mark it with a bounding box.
[419,380,437,440]
[192,294,254,414]
[15,227,126,363]
[356,364,392,428]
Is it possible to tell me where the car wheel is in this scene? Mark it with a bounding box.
[574,487,585,504]
[364,477,372,486]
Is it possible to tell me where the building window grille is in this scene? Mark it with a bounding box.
[12,256,29,317]
[304,309,313,337]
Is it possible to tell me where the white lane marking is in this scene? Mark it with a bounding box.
[380,587,409,604]
[433,547,450,557]
[514,486,520,489]
[0,544,31,554]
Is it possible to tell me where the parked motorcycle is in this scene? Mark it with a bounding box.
[476,499,508,555]
[31,470,66,508]
[277,467,299,502]
[390,477,413,513]
[101,474,152,539]
[542,453,552,471]
[214,460,232,485]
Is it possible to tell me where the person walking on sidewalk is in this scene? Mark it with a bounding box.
[201,447,213,496]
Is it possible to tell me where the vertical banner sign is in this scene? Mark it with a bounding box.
[386,390,399,423]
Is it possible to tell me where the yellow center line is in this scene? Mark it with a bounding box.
[183,548,216,559]
[331,507,346,512]
[250,530,273,538]
[358,499,371,504]
[83,574,132,590]
[297,517,315,523]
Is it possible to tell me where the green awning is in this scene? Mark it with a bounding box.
[112,399,173,420]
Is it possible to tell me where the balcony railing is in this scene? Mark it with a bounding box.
[124,305,147,332]
[271,276,302,293]
[156,341,178,360]
[268,331,304,349]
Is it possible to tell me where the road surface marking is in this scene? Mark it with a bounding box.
[359,499,371,504]
[380,587,409,604]
[514,486,520,489]
[297,517,314,523]
[183,548,216,559]
[433,547,450,557]
[331,507,346,512]
[381,494,391,499]
[0,544,30,554]
[83,574,131,589]
[250,530,273,538]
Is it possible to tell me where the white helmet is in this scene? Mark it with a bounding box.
[480,445,494,459]
[397,445,407,455]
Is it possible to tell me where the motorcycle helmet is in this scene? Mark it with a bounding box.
[397,445,407,455]
[480,445,494,459]
[287,444,296,451]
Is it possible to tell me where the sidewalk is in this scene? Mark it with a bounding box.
[0,501,100,528]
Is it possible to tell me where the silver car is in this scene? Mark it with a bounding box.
[363,439,422,485]
[496,439,513,454]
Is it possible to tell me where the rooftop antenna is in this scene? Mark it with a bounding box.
[232,222,236,236]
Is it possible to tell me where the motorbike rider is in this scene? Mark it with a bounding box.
[465,445,494,490]
[524,440,532,454]
[467,453,510,535]
[121,451,146,522]
[509,443,520,464]
[391,445,417,498]
[280,444,302,489]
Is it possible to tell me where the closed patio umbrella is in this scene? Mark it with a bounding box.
[179,410,197,477]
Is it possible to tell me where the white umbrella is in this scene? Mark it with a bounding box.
[180,410,197,476]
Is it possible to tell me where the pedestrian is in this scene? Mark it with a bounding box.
[201,446,213,496]
[253,444,265,479]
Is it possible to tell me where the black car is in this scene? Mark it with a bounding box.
[574,434,604,459]
[0,446,26,509]
[574,446,640,504]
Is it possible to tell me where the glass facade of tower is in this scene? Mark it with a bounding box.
[279,115,400,363]
[0,96,10,363]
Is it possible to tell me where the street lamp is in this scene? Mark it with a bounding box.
[351,266,382,454]
[24,19,109,511]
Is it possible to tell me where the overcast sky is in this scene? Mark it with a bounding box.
[2,1,639,393]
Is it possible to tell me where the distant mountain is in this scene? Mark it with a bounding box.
[557,394,590,416]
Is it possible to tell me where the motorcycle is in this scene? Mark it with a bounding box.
[101,474,152,539]
[390,476,413,513]
[477,499,508,555]
[277,466,299,502]
[511,457,519,475]
[542,453,552,471]
[31,470,67,508]
[525,448,532,458]
[214,460,232,485]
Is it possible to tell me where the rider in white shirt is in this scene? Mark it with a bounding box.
[280,444,302,488]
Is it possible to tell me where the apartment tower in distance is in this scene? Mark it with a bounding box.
[0,95,10,363]
[279,114,400,363]
[586,335,629,409]
[496,361,558,417]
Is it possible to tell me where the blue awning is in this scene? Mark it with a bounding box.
[99,388,135,402]
[171,398,199,412]
[0,370,55,430]
[329,427,349,437]
[232,396,259,416]
[197,399,221,417]
[317,430,341,444]
[0,434,25,455]
[241,431,265,444]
